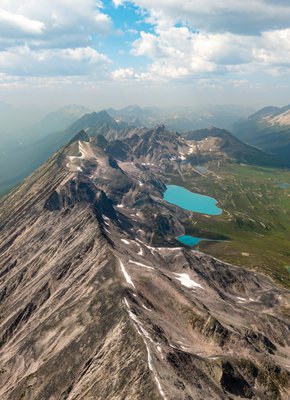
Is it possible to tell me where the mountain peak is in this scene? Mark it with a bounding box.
[79,110,117,125]
[94,110,120,123]
[68,129,90,145]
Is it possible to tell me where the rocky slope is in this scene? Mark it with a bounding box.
[182,127,279,166]
[104,124,277,172]
[0,129,290,399]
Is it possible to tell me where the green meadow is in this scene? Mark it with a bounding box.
[166,163,290,289]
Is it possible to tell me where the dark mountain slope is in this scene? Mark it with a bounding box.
[0,131,289,399]
[0,111,126,196]
[23,104,91,140]
[231,105,290,166]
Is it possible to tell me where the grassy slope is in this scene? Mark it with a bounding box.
[165,163,290,288]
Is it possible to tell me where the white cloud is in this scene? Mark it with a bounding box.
[0,0,112,48]
[126,23,290,81]
[0,45,111,77]
[0,9,44,37]
[128,0,290,35]
[112,0,125,6]
[112,67,135,80]
[131,27,254,79]
[0,0,114,80]
[254,29,290,66]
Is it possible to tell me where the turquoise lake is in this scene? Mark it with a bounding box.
[279,183,290,189]
[164,185,222,215]
[163,185,222,247]
[177,235,205,246]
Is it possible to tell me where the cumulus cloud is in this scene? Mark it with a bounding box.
[254,29,290,66]
[0,0,114,80]
[112,67,135,80]
[0,0,113,49]
[0,45,111,77]
[0,9,44,37]
[112,0,125,7]
[127,24,290,81]
[112,1,290,82]
[128,0,290,35]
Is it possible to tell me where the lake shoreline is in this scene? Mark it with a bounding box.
[163,184,223,247]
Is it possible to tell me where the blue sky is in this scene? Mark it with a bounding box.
[98,2,152,70]
[0,0,290,107]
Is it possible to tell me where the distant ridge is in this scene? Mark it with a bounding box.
[182,127,281,167]
[231,104,290,166]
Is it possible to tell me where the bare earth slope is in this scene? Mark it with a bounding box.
[0,131,290,399]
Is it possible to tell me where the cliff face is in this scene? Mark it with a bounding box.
[0,132,289,400]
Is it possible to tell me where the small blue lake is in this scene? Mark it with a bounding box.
[278,183,290,189]
[177,235,206,246]
[163,185,222,247]
[164,185,222,215]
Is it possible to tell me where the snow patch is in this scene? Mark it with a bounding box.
[137,246,144,256]
[129,260,154,270]
[124,298,167,400]
[157,247,181,252]
[155,376,167,400]
[121,239,130,245]
[102,215,110,226]
[135,238,156,253]
[174,273,203,289]
[119,260,135,288]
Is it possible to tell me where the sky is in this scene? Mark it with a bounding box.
[0,0,290,109]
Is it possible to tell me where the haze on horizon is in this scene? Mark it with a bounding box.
[0,0,290,109]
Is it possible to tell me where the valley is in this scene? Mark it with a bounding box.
[164,163,290,289]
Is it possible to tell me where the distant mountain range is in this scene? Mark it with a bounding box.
[0,109,282,197]
[26,104,91,139]
[106,104,253,132]
[231,104,290,166]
